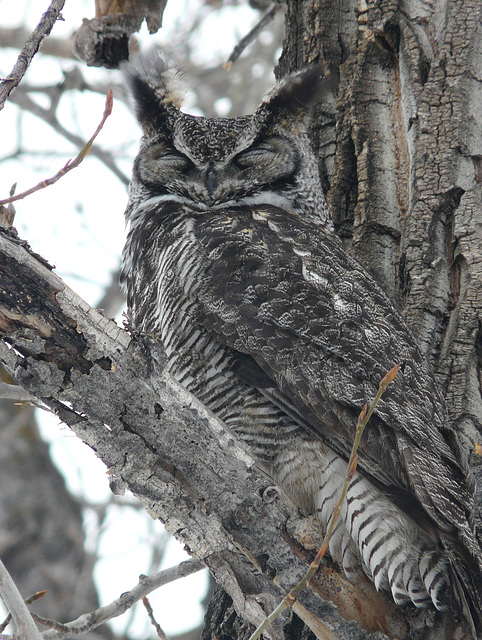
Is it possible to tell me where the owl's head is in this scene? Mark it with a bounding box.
[122,51,333,230]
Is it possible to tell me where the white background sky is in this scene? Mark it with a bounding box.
[0,1,278,637]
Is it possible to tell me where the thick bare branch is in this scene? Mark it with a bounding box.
[72,1,168,69]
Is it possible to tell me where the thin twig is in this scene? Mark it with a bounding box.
[38,559,204,640]
[0,90,114,206]
[0,0,66,111]
[0,184,17,228]
[31,614,71,632]
[142,597,170,640]
[26,590,49,605]
[0,590,48,633]
[0,558,43,640]
[248,364,400,640]
[225,3,281,69]
[8,86,128,185]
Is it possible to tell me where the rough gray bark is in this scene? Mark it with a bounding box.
[294,1,482,427]
[282,1,482,464]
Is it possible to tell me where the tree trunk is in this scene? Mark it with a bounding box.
[0,1,481,640]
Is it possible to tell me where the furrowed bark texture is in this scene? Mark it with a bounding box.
[297,1,482,448]
[284,0,482,471]
[0,228,404,640]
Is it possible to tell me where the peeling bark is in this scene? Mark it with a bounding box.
[72,0,167,68]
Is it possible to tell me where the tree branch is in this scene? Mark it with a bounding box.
[0,558,43,640]
[37,560,203,640]
[0,26,75,60]
[225,3,281,69]
[0,90,113,206]
[0,0,66,111]
[6,88,129,186]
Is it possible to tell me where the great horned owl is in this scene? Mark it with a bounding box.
[120,52,482,636]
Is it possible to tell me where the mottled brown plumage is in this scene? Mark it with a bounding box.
[121,51,481,636]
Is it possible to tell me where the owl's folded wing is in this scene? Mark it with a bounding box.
[192,204,475,542]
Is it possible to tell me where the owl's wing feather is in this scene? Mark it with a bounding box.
[191,205,475,543]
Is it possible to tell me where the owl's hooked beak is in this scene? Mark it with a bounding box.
[205,162,217,198]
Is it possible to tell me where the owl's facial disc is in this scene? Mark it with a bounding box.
[136,121,299,209]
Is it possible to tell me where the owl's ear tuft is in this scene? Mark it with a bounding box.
[259,67,337,126]
[121,50,186,131]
